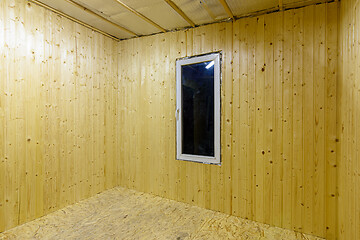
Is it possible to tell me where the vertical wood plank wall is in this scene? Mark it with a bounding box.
[338,0,360,239]
[0,0,118,232]
[117,2,338,238]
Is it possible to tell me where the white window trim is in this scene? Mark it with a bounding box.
[176,52,221,165]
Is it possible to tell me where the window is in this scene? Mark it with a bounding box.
[176,52,221,164]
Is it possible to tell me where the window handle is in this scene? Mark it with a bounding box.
[175,109,179,121]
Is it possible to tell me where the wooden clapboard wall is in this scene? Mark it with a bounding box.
[117,2,338,239]
[0,0,118,232]
[338,0,360,239]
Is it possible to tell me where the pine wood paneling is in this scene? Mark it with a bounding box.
[117,2,338,238]
[0,0,118,232]
[0,1,343,239]
[338,0,360,239]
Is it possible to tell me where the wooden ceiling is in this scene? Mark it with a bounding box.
[29,0,333,41]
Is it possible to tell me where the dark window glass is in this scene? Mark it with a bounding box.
[181,61,214,157]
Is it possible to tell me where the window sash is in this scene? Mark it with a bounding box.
[176,52,221,165]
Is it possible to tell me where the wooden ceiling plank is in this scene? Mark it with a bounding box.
[200,0,217,21]
[217,0,234,20]
[28,0,120,41]
[113,0,167,33]
[164,0,196,27]
[63,0,138,36]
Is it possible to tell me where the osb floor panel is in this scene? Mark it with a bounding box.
[0,187,324,240]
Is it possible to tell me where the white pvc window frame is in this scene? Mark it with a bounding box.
[176,52,221,165]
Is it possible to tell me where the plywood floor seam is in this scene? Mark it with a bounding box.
[0,187,324,240]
